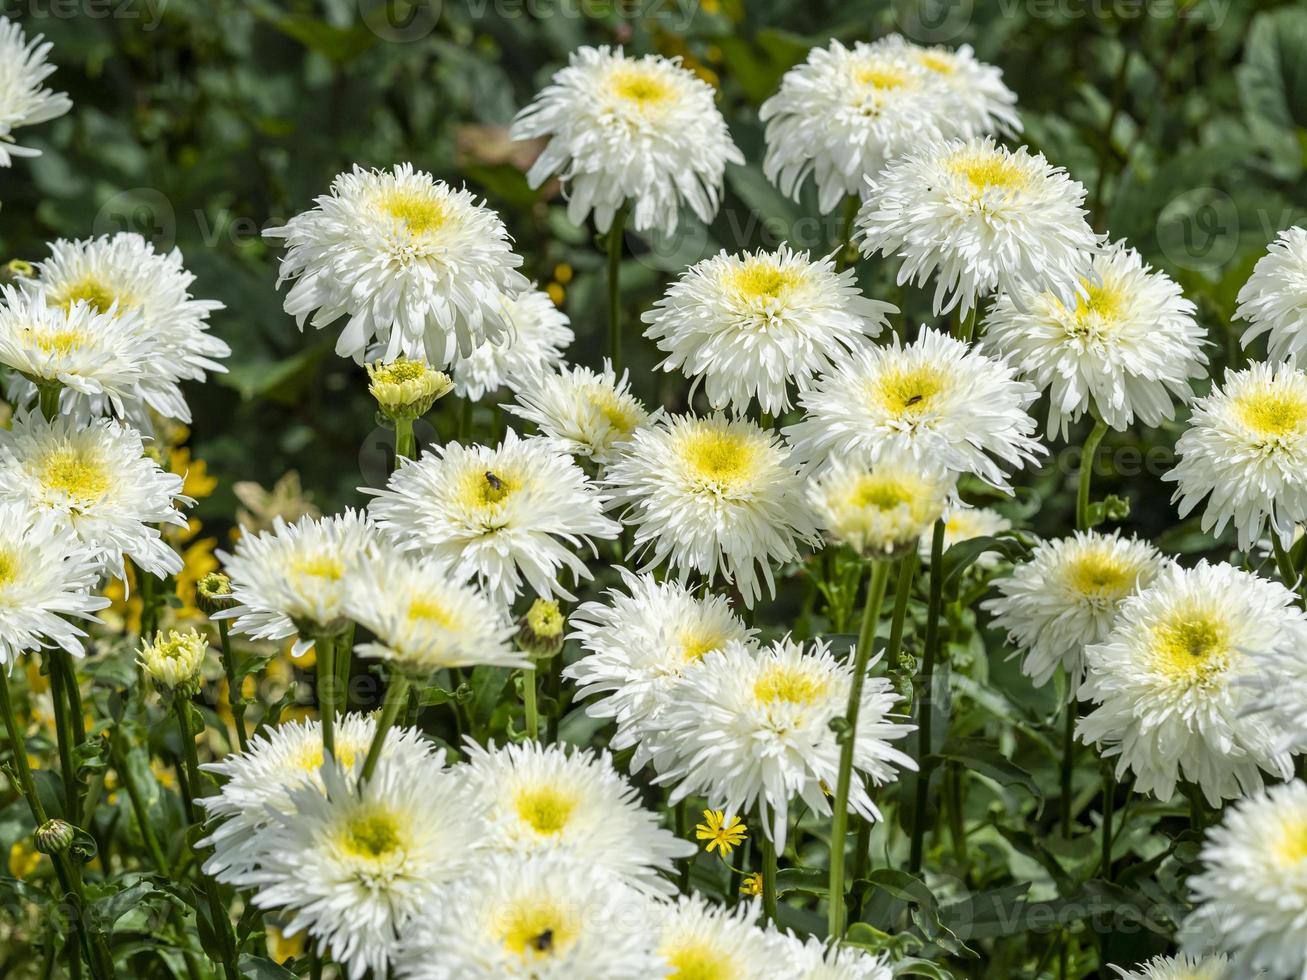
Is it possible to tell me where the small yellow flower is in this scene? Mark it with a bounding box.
[266,924,305,962]
[739,872,762,896]
[8,840,42,878]
[546,282,565,306]
[552,262,573,285]
[695,809,747,855]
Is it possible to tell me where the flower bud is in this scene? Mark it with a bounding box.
[367,357,452,422]
[138,628,208,698]
[516,598,565,660]
[195,572,236,616]
[34,819,74,855]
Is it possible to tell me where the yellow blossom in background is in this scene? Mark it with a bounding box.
[234,471,320,536]
[739,872,762,897]
[696,809,747,855]
[266,925,305,963]
[8,840,41,878]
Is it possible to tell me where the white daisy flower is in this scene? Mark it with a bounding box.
[984,242,1206,438]
[201,714,438,876]
[1165,360,1307,551]
[658,636,915,850]
[604,412,818,607]
[771,931,893,980]
[457,740,693,895]
[347,550,522,676]
[984,530,1165,694]
[366,429,618,606]
[216,510,377,655]
[641,245,895,415]
[0,285,155,420]
[759,39,957,214]
[0,500,107,666]
[0,411,188,580]
[564,570,755,772]
[450,288,573,401]
[1182,780,1307,979]
[395,853,661,980]
[881,34,1020,140]
[1077,561,1303,805]
[214,752,477,980]
[857,136,1100,317]
[807,455,953,559]
[785,327,1043,492]
[1110,953,1233,980]
[1236,226,1307,363]
[0,18,71,166]
[651,894,774,978]
[264,164,528,364]
[920,506,1014,569]
[507,360,651,466]
[511,45,742,235]
[25,233,228,423]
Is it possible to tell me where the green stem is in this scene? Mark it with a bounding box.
[1272,535,1301,601]
[886,552,917,677]
[759,826,779,925]
[46,653,81,826]
[359,674,410,784]
[834,193,860,270]
[314,634,337,760]
[38,383,61,421]
[335,624,354,715]
[674,801,690,892]
[1100,763,1116,880]
[1060,700,1076,838]
[394,417,415,465]
[216,622,249,753]
[112,742,170,875]
[909,520,947,875]
[606,205,629,373]
[522,666,539,740]
[0,668,48,824]
[1076,418,1109,532]
[827,558,891,940]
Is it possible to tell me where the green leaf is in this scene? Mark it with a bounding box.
[938,534,1034,594]
[893,958,958,980]
[1238,8,1307,176]
[854,870,972,957]
[933,738,1044,816]
[239,953,299,979]
[775,866,826,898]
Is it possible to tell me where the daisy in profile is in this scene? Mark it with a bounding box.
[216,510,377,655]
[27,233,228,422]
[202,714,437,876]
[0,500,108,666]
[264,164,528,364]
[785,328,1043,491]
[347,550,521,676]
[605,412,818,607]
[565,571,755,771]
[450,288,573,401]
[367,430,617,605]
[0,411,188,579]
[807,455,953,559]
[367,356,452,423]
[1077,561,1304,805]
[1166,360,1307,551]
[920,506,1013,569]
[137,628,208,697]
[642,245,895,416]
[880,34,1020,139]
[984,531,1165,693]
[214,752,477,980]
[1110,953,1232,980]
[858,136,1100,316]
[759,39,956,213]
[397,854,659,980]
[511,45,741,235]
[507,360,650,466]
[0,19,71,166]
[659,636,914,849]
[651,895,774,978]
[457,740,692,895]
[771,932,893,980]
[1183,780,1307,978]
[0,286,156,421]
[984,243,1206,438]
[1236,226,1307,363]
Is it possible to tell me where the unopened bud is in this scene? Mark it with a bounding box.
[34,819,74,855]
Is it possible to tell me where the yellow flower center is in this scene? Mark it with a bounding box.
[407,597,454,627]
[728,261,801,303]
[1066,552,1136,599]
[1067,278,1128,335]
[1274,816,1307,866]
[526,599,564,640]
[297,742,358,772]
[50,276,128,315]
[30,329,85,356]
[1235,386,1307,440]
[290,554,346,582]
[849,474,915,512]
[1150,610,1232,683]
[610,66,673,107]
[948,150,1027,194]
[40,448,110,507]
[680,428,761,489]
[372,358,431,385]
[663,942,738,980]
[679,630,724,663]
[586,388,641,435]
[855,65,906,89]
[753,664,827,705]
[342,810,402,858]
[916,52,956,74]
[514,785,577,836]
[0,550,15,588]
[874,365,947,419]
[379,190,447,234]
[499,901,575,957]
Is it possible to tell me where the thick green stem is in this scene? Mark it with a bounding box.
[216,622,249,753]
[521,666,539,740]
[314,634,337,759]
[0,668,48,825]
[886,552,917,677]
[359,674,410,784]
[46,653,81,826]
[394,417,415,464]
[909,520,947,875]
[827,559,891,940]
[38,383,62,421]
[606,206,629,373]
[334,625,355,715]
[1060,701,1076,838]
[834,194,860,270]
[1076,418,1109,532]
[759,827,779,925]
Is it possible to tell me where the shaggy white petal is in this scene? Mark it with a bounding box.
[507,360,651,466]
[651,895,776,978]
[451,288,572,400]
[0,19,71,166]
[1236,226,1307,363]
[1110,953,1234,980]
[769,931,894,980]
[919,506,1014,570]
